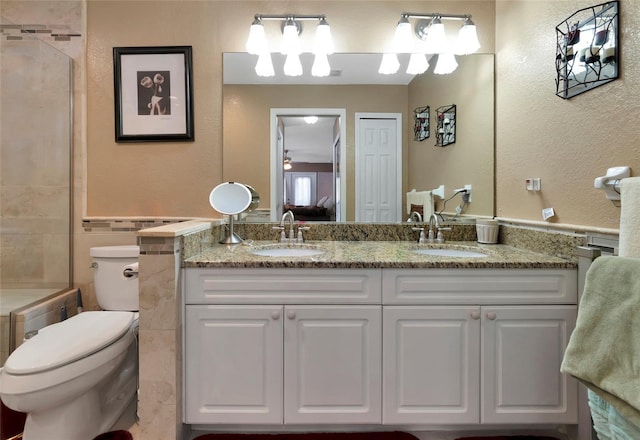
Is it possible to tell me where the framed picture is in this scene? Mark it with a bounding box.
[113,46,194,142]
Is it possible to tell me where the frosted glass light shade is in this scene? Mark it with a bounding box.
[455,22,481,55]
[393,17,413,53]
[284,53,303,76]
[378,53,400,74]
[434,53,458,74]
[424,20,447,54]
[281,21,301,55]
[312,53,331,77]
[406,53,429,75]
[246,20,268,55]
[255,52,275,77]
[313,19,334,55]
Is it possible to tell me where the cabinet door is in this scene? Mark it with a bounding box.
[184,305,284,424]
[482,305,578,424]
[284,305,382,424]
[383,306,481,424]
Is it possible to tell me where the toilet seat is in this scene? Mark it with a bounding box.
[4,311,135,375]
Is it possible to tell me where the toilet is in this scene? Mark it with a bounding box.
[0,245,140,440]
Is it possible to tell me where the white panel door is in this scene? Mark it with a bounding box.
[184,305,284,424]
[284,305,382,424]
[482,305,579,424]
[383,306,481,424]
[356,116,400,222]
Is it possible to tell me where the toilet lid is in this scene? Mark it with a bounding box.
[4,311,135,375]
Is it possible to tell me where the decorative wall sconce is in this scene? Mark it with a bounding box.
[413,106,430,141]
[246,14,334,77]
[555,1,618,99]
[435,104,456,147]
[379,12,480,76]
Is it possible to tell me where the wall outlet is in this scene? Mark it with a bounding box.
[533,178,541,191]
[464,184,472,202]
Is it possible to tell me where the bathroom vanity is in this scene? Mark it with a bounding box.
[182,241,578,429]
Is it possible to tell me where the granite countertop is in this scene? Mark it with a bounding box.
[183,240,577,269]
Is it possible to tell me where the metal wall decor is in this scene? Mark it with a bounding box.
[413,106,430,141]
[435,104,456,147]
[555,1,618,99]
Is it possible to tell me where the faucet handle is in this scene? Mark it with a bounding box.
[297,226,310,243]
[272,226,286,242]
[436,227,451,244]
[412,227,426,244]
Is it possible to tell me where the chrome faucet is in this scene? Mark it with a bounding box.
[408,211,423,223]
[280,210,295,243]
[428,213,451,244]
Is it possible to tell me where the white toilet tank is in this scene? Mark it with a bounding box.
[90,245,140,311]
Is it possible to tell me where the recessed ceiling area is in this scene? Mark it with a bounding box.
[281,116,337,163]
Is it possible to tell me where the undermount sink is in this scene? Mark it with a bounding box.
[249,244,326,257]
[412,246,489,258]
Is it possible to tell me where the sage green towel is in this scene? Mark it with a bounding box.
[561,256,640,428]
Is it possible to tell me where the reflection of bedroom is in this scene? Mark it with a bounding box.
[281,115,339,221]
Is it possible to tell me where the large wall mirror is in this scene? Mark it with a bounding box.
[223,53,494,222]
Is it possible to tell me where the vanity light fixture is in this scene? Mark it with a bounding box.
[246,13,334,77]
[379,12,481,75]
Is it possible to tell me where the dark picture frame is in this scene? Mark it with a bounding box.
[113,46,194,142]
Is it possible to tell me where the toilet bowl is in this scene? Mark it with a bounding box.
[0,245,140,440]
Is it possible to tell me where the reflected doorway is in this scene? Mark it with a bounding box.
[270,108,346,222]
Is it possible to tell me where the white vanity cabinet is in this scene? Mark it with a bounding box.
[382,269,579,425]
[184,268,382,425]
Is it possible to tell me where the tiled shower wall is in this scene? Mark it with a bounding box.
[0,34,72,289]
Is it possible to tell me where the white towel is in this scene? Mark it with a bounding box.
[406,189,434,218]
[619,177,640,257]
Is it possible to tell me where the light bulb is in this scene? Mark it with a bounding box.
[312,53,331,77]
[281,19,301,55]
[434,53,458,75]
[424,18,447,54]
[406,53,429,75]
[313,18,334,55]
[255,52,275,77]
[246,18,268,55]
[283,53,303,76]
[393,16,413,53]
[378,53,400,75]
[455,18,481,55]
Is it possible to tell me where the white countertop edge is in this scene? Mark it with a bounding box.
[137,218,222,237]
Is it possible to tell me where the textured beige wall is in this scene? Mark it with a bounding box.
[407,54,494,217]
[86,0,495,218]
[496,1,639,229]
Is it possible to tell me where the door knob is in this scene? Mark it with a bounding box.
[271,310,281,320]
[470,311,480,320]
[486,311,497,320]
[286,310,296,320]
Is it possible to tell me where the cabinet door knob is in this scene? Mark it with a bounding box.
[486,311,497,320]
[286,310,296,320]
[271,310,281,320]
[470,311,480,320]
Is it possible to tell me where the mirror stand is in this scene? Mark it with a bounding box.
[220,214,243,244]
